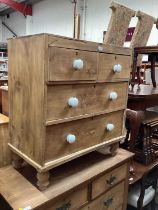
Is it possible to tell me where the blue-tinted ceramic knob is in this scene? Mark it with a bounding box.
[73,59,84,70]
[68,97,79,107]
[106,123,115,131]
[113,64,122,73]
[67,134,76,144]
[109,92,118,100]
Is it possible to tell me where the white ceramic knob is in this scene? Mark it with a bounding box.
[106,123,115,131]
[67,134,76,144]
[109,92,118,100]
[68,97,79,107]
[73,59,84,70]
[113,64,122,73]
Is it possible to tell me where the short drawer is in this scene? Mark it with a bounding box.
[45,110,124,162]
[81,181,125,210]
[98,53,131,81]
[48,47,97,81]
[92,163,127,199]
[45,185,88,210]
[46,82,128,123]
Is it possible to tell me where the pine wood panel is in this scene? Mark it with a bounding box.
[130,11,155,49]
[46,82,128,124]
[48,47,98,81]
[104,1,135,47]
[92,163,127,199]
[0,114,10,167]
[0,166,47,210]
[8,35,46,165]
[45,110,124,162]
[48,34,131,55]
[82,181,125,210]
[98,53,131,81]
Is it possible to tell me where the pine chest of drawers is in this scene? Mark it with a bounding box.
[8,34,131,189]
[0,149,133,210]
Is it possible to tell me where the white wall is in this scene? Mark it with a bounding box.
[29,0,74,37]
[85,0,158,44]
[1,0,158,45]
[1,12,26,42]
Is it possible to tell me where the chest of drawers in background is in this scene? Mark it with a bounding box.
[8,34,131,189]
[0,149,133,210]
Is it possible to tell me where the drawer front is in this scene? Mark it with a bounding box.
[44,185,88,210]
[46,82,128,123]
[45,110,124,162]
[81,182,125,210]
[92,163,127,199]
[48,47,97,81]
[98,53,131,81]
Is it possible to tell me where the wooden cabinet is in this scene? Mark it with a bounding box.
[8,34,131,189]
[0,149,133,210]
[0,114,10,167]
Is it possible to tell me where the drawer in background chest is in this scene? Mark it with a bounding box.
[81,181,125,210]
[40,185,88,210]
[98,53,131,81]
[48,47,98,81]
[92,163,127,199]
[44,110,124,163]
[46,82,128,124]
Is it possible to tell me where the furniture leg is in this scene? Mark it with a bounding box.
[110,142,119,156]
[37,171,50,191]
[151,54,157,88]
[126,109,144,152]
[12,153,23,169]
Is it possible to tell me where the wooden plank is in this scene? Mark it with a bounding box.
[130,11,155,49]
[0,114,10,167]
[104,1,135,47]
[8,34,46,165]
[48,35,131,55]
[0,166,47,210]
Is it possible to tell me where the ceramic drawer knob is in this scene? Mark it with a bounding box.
[68,97,79,107]
[106,123,115,131]
[73,58,84,70]
[109,92,118,100]
[67,134,76,144]
[113,64,122,73]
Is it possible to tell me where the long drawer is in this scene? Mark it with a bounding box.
[48,47,98,81]
[81,181,125,210]
[92,163,127,199]
[46,82,128,124]
[45,110,124,162]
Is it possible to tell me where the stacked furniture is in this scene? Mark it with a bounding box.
[0,149,133,210]
[8,34,131,190]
